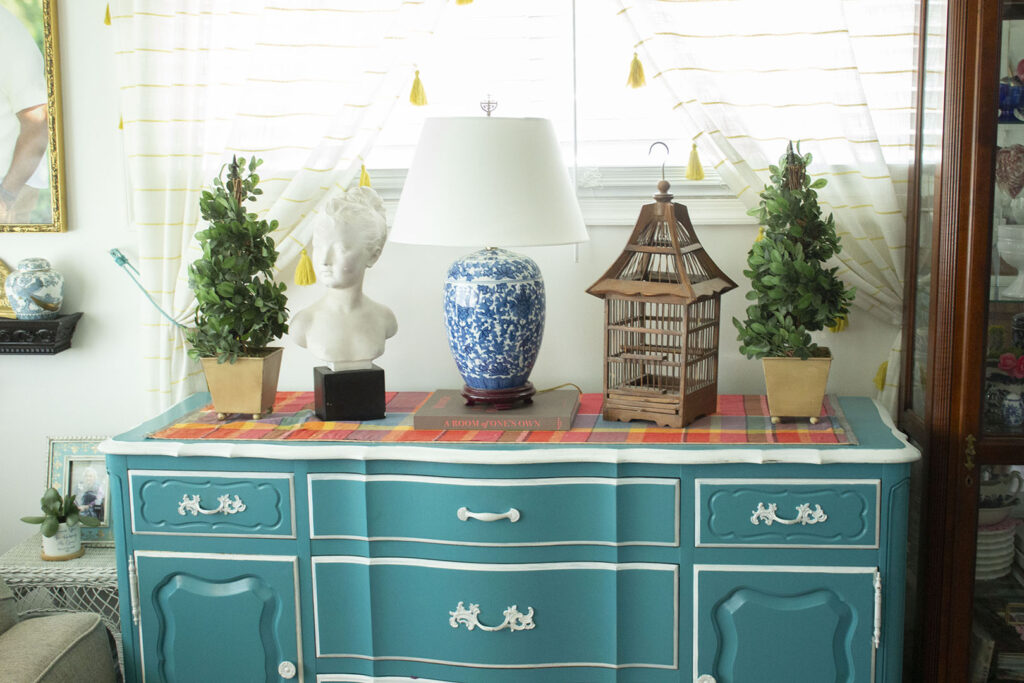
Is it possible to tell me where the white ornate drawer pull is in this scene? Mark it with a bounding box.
[457,506,521,523]
[449,601,535,632]
[177,494,246,516]
[696,676,717,683]
[277,661,296,679]
[750,502,827,526]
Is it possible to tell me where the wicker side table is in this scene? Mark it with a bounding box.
[0,534,122,676]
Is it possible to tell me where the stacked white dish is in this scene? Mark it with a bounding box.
[977,518,1019,581]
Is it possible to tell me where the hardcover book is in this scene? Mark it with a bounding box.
[413,390,580,431]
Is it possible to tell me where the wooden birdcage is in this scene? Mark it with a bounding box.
[586,179,737,428]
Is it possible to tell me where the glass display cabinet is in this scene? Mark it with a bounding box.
[901,0,1024,680]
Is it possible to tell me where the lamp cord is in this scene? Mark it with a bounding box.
[535,383,583,396]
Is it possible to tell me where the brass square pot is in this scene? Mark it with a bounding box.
[762,352,832,422]
[200,347,283,419]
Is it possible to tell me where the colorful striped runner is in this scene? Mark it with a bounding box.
[147,392,857,446]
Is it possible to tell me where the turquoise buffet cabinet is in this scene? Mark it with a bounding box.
[102,394,919,683]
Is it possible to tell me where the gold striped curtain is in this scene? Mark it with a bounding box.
[111,0,445,408]
[617,0,921,415]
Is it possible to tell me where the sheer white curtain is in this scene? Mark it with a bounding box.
[618,0,918,414]
[111,0,445,408]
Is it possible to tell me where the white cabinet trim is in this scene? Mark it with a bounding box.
[308,474,680,547]
[694,478,881,549]
[311,556,678,670]
[134,551,303,683]
[692,564,879,683]
[128,470,296,539]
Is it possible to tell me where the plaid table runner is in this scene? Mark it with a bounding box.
[148,392,856,445]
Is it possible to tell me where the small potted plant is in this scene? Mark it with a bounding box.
[21,487,100,561]
[733,142,856,422]
[186,156,289,419]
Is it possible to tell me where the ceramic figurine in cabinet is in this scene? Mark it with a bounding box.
[291,187,397,420]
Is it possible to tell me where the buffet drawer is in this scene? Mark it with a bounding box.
[129,470,295,537]
[695,478,879,548]
[308,474,678,546]
[312,556,678,669]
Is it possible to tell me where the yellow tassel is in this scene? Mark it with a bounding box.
[455,0,473,4]
[295,249,316,286]
[873,361,889,392]
[104,4,111,25]
[685,142,704,180]
[627,52,646,88]
[755,226,765,242]
[827,315,849,333]
[118,115,123,130]
[359,164,371,188]
[410,70,427,106]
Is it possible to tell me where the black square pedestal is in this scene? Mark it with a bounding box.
[313,364,386,421]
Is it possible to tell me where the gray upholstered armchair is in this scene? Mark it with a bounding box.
[0,578,116,683]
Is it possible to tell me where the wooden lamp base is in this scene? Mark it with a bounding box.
[461,383,535,410]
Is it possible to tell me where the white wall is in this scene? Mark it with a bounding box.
[0,1,898,553]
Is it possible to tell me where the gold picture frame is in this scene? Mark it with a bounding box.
[0,0,67,232]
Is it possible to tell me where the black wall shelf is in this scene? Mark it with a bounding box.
[0,313,83,354]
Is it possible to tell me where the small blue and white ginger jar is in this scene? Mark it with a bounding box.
[443,248,545,391]
[5,257,63,320]
[1005,393,1024,428]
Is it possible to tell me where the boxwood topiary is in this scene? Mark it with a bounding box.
[185,156,288,363]
[733,142,855,360]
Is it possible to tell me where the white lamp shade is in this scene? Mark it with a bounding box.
[390,117,588,247]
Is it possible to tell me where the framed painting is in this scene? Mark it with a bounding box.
[47,436,112,545]
[0,0,66,232]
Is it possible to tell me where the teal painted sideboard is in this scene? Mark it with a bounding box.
[103,395,919,683]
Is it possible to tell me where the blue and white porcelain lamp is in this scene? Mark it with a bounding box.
[390,117,588,408]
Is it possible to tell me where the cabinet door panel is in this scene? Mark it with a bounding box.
[135,552,301,683]
[694,565,876,683]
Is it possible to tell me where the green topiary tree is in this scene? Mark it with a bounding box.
[185,156,288,363]
[733,142,855,360]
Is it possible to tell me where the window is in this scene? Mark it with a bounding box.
[364,0,750,226]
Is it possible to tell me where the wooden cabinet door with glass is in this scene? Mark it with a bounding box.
[902,0,1024,680]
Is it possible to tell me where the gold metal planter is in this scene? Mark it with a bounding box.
[762,352,832,423]
[200,347,283,420]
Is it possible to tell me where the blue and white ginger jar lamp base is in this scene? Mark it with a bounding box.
[444,247,544,408]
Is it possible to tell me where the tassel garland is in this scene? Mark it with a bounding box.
[359,164,371,188]
[410,70,428,106]
[685,142,704,180]
[873,361,889,392]
[118,115,123,130]
[627,52,646,88]
[456,0,474,4]
[295,249,316,286]
[755,226,765,242]
[104,4,111,25]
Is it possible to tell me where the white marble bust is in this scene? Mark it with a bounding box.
[291,187,397,371]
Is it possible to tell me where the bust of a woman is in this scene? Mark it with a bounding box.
[291,187,397,370]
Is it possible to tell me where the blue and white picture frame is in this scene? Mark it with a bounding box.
[46,436,111,545]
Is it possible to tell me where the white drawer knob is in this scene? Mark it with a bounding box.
[696,676,717,683]
[278,661,296,679]
[457,506,521,523]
